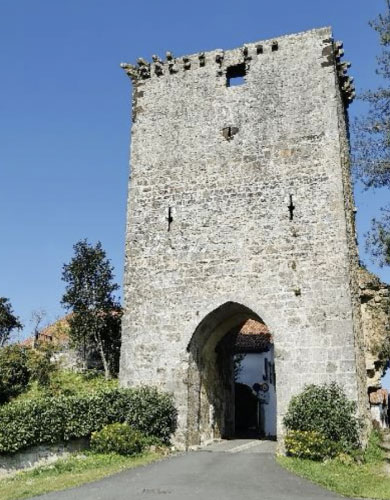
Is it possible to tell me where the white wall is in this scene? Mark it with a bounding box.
[370,404,388,429]
[236,347,277,437]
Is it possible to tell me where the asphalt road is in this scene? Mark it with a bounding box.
[30,439,349,500]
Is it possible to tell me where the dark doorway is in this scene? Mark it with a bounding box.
[234,382,259,438]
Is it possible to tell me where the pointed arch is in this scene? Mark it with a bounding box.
[186,301,272,447]
[187,301,263,353]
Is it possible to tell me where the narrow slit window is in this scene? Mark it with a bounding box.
[288,194,295,221]
[167,207,173,231]
[226,63,246,87]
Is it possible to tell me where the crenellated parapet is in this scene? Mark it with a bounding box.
[120,49,230,80]
[120,34,355,106]
[120,39,285,82]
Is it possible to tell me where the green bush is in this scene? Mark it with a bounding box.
[283,382,360,455]
[285,430,342,460]
[27,345,57,388]
[90,423,145,455]
[138,434,164,448]
[39,370,117,398]
[0,344,60,404]
[0,387,177,454]
[0,345,30,403]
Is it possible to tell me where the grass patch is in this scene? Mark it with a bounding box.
[0,450,164,500]
[13,370,117,402]
[278,432,390,499]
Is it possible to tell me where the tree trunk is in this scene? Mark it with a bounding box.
[34,328,39,348]
[96,333,111,380]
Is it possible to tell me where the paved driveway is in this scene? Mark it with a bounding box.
[30,439,349,500]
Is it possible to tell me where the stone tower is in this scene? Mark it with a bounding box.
[120,27,368,448]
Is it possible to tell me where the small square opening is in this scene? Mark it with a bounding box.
[256,44,263,55]
[226,63,246,87]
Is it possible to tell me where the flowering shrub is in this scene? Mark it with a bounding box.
[285,430,342,460]
[283,382,360,455]
[90,423,145,455]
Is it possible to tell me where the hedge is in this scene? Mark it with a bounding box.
[0,387,177,454]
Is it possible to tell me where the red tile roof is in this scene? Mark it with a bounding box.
[20,315,72,347]
[369,388,388,405]
[218,319,272,353]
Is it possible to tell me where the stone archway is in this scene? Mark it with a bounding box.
[186,301,274,447]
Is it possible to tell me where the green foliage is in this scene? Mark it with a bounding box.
[353,1,390,267]
[234,354,245,381]
[61,240,122,378]
[365,212,390,267]
[0,298,22,347]
[13,370,117,403]
[90,423,145,455]
[49,370,118,396]
[363,430,385,464]
[27,344,57,388]
[0,343,61,404]
[0,386,177,453]
[138,434,164,448]
[283,382,360,454]
[0,345,30,404]
[285,430,342,460]
[353,1,390,189]
[278,431,390,500]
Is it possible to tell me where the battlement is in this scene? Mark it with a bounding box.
[120,27,355,105]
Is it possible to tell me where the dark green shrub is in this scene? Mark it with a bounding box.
[139,434,164,448]
[0,345,30,403]
[0,343,59,403]
[0,387,177,454]
[90,423,144,455]
[283,382,360,455]
[285,430,342,460]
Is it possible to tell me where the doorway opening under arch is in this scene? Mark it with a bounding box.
[186,302,277,447]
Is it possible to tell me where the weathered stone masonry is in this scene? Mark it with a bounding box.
[359,268,390,393]
[119,27,369,448]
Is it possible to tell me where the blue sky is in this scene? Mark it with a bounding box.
[0,0,389,341]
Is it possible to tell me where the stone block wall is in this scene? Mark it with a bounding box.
[120,27,367,447]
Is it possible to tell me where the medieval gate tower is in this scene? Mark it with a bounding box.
[120,27,368,448]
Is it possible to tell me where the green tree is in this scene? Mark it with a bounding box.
[0,345,30,403]
[0,297,22,347]
[353,0,390,266]
[61,240,121,379]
